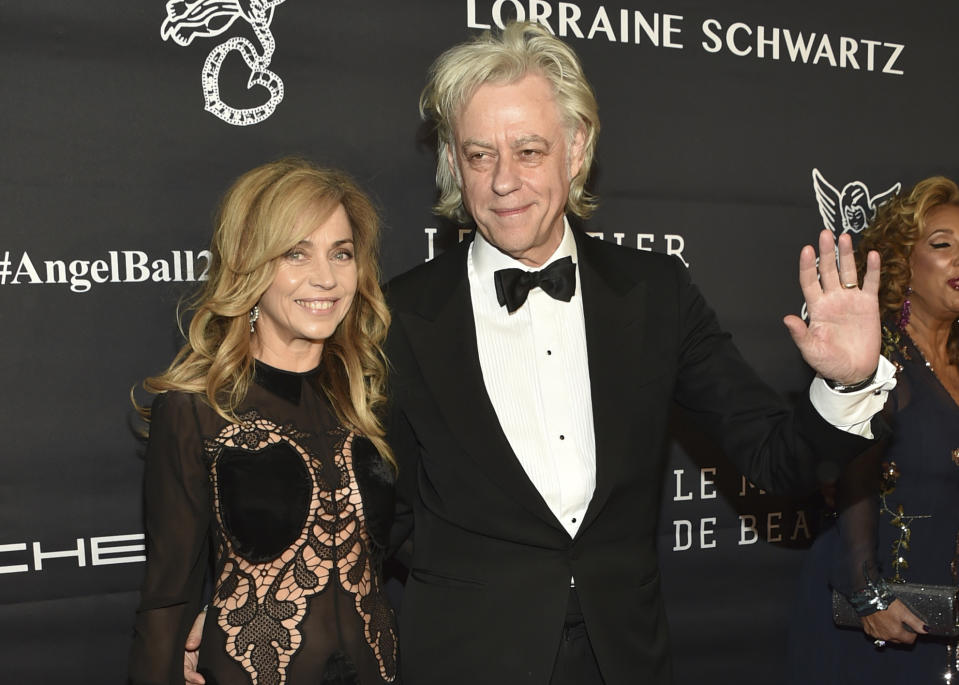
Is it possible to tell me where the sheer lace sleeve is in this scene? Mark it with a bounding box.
[129,392,211,685]
[830,329,910,611]
[830,443,885,600]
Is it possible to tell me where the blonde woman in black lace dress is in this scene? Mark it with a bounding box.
[129,159,398,685]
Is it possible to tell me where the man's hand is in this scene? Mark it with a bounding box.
[861,599,927,644]
[783,230,881,384]
[184,609,206,685]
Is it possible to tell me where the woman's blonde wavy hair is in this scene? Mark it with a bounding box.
[856,175,959,366]
[420,21,600,223]
[137,158,393,465]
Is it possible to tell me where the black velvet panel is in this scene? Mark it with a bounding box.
[217,443,312,563]
[350,437,395,551]
[253,361,307,404]
[320,649,360,685]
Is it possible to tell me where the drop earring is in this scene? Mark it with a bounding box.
[898,287,912,331]
[249,305,259,333]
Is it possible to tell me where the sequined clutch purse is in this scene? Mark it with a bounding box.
[832,583,959,637]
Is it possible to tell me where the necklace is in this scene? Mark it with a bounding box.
[904,330,938,373]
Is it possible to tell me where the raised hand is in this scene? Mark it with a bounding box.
[783,230,881,384]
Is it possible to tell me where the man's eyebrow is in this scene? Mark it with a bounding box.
[460,138,494,151]
[510,134,550,149]
[460,135,552,152]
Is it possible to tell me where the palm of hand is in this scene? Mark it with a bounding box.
[783,231,881,384]
[799,287,881,382]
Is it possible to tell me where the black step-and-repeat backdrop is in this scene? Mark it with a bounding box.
[3,2,958,682]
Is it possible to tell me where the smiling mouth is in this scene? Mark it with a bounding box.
[949,278,959,290]
[296,299,337,312]
[492,205,531,217]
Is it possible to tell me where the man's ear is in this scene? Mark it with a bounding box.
[568,125,586,180]
[445,142,460,187]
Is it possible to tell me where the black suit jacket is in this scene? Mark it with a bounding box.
[385,229,873,684]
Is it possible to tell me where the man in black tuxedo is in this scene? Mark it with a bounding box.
[183,21,894,685]
[383,21,894,685]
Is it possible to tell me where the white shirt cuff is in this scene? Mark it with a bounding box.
[808,355,897,439]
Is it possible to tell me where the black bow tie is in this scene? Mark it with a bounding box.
[493,256,576,313]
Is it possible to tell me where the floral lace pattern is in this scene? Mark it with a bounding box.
[204,410,397,685]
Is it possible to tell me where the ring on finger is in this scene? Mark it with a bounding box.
[842,282,858,289]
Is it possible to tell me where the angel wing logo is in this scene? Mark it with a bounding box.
[161,0,287,126]
[812,168,900,238]
[801,169,902,320]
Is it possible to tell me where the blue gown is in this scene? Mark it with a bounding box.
[786,326,959,683]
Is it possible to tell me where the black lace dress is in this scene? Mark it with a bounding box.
[787,325,959,683]
[129,362,399,685]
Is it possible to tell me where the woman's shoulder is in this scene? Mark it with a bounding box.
[880,323,910,365]
[150,389,197,415]
[149,390,219,432]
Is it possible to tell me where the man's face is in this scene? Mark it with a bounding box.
[448,73,585,267]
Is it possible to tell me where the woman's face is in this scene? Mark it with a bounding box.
[908,203,959,323]
[253,203,358,370]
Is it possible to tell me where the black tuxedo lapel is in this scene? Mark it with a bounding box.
[574,232,648,533]
[396,238,564,532]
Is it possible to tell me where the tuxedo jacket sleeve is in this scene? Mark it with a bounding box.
[383,230,875,685]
